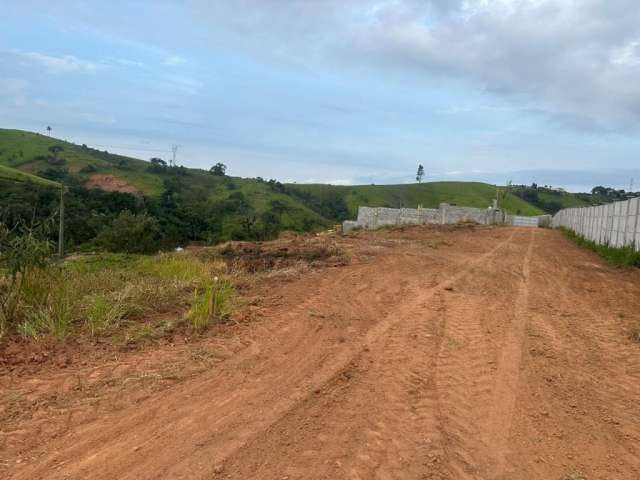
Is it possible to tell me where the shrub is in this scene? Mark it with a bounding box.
[0,226,53,335]
[96,211,162,254]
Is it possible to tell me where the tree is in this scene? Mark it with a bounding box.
[96,211,162,254]
[148,157,168,173]
[209,163,227,176]
[46,126,52,136]
[416,164,425,183]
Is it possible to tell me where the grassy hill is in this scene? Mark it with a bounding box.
[0,129,331,232]
[0,128,545,217]
[291,181,544,216]
[5,128,599,231]
[0,164,61,188]
[8,127,613,252]
[0,129,166,195]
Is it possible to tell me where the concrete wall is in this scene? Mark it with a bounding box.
[552,197,640,251]
[505,215,552,228]
[342,203,503,233]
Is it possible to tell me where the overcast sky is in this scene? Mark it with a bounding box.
[2,0,640,191]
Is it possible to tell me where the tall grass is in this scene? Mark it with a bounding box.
[189,278,234,330]
[1,252,233,339]
[561,228,640,267]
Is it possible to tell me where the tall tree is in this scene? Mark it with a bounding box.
[209,163,227,176]
[416,164,425,183]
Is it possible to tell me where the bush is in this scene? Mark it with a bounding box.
[0,225,53,335]
[96,211,162,254]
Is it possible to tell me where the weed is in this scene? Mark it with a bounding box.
[2,248,234,339]
[135,254,225,284]
[189,278,233,330]
[562,228,640,267]
[86,293,127,336]
[17,269,74,338]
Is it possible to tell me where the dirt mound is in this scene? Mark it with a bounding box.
[85,174,142,195]
[213,236,350,272]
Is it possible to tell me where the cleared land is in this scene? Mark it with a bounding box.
[2,226,640,479]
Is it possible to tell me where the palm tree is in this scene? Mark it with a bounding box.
[46,126,52,136]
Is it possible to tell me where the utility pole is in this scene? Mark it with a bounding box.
[171,144,179,167]
[58,186,65,258]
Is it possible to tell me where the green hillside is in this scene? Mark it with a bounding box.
[291,182,544,216]
[8,127,614,252]
[0,129,330,230]
[510,185,597,214]
[0,164,61,188]
[0,129,165,195]
[0,128,545,218]
[2,127,587,250]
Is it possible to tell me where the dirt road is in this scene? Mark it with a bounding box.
[3,226,640,479]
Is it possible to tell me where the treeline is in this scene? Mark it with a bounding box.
[258,179,351,222]
[511,185,566,214]
[0,172,328,255]
[511,183,639,215]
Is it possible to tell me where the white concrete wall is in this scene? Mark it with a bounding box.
[344,203,503,232]
[552,198,640,251]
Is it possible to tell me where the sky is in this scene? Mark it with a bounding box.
[2,0,640,192]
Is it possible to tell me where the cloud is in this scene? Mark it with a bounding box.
[9,49,101,74]
[190,0,640,133]
[115,58,145,68]
[164,55,186,66]
[79,112,117,125]
[0,78,29,106]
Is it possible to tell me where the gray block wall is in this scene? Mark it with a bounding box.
[552,197,640,251]
[343,203,505,232]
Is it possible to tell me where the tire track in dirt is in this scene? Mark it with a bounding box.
[217,230,518,479]
[480,228,535,477]
[434,294,495,480]
[516,232,640,479]
[10,265,389,480]
[435,230,534,480]
[10,229,514,480]
[16,226,640,480]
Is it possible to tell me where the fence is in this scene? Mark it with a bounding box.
[552,197,640,251]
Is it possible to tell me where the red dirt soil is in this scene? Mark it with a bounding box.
[85,174,142,195]
[2,226,640,479]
